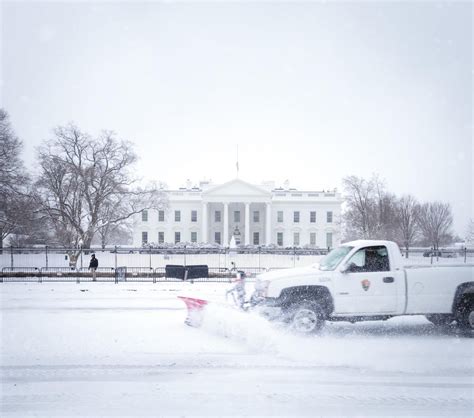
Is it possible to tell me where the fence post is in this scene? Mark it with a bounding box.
[258,246,261,270]
[184,245,187,267]
[464,247,467,263]
[45,245,49,269]
[149,246,152,270]
[114,246,118,269]
[10,246,13,269]
[293,247,296,268]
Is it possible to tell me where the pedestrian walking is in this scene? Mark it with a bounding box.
[89,253,99,281]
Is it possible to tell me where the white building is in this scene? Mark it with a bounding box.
[133,179,343,248]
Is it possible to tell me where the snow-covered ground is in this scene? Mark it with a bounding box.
[1,282,472,417]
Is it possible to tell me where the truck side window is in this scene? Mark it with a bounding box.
[347,246,390,273]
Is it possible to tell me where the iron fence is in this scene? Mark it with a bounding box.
[0,265,268,283]
[1,267,41,282]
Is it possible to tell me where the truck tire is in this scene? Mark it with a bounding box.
[425,314,454,327]
[455,298,474,331]
[287,302,325,334]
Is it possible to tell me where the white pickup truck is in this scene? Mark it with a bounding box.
[252,240,474,334]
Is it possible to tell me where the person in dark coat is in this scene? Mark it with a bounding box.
[89,254,99,281]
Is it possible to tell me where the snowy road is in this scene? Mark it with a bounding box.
[1,283,473,417]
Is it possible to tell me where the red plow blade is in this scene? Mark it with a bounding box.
[178,296,209,327]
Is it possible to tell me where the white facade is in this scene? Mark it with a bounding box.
[133,179,343,248]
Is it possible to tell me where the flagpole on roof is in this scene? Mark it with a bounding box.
[236,144,239,178]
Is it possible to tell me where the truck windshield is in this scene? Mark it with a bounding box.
[319,246,353,271]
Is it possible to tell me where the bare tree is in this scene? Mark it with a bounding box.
[35,124,167,260]
[95,199,133,248]
[342,175,377,239]
[342,174,398,241]
[416,201,453,250]
[396,195,420,257]
[374,188,399,241]
[0,109,32,250]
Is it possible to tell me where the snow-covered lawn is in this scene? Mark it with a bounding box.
[1,282,472,417]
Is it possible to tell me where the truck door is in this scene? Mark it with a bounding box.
[334,245,403,314]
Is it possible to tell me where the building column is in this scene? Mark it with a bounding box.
[202,202,208,243]
[245,202,250,245]
[265,202,272,245]
[223,202,229,246]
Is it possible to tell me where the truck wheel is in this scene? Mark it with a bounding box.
[288,302,325,334]
[426,314,453,327]
[456,298,474,331]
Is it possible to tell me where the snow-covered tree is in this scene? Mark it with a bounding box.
[35,124,167,257]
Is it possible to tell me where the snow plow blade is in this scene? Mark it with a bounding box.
[178,296,209,327]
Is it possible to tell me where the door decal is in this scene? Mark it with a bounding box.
[361,279,371,291]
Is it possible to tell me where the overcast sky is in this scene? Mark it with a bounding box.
[2,1,472,235]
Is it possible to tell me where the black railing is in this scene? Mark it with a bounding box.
[0,265,271,283]
[2,255,473,284]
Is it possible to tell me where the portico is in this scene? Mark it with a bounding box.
[202,179,272,246]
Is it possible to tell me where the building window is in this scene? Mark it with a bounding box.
[175,232,181,244]
[141,210,148,222]
[158,231,164,244]
[326,232,333,248]
[253,211,260,223]
[293,211,300,223]
[142,231,148,244]
[277,211,283,223]
[253,232,259,245]
[175,210,181,222]
[234,211,240,223]
[293,232,300,246]
[310,232,316,246]
[215,210,221,222]
[191,231,197,243]
[327,211,333,223]
[191,210,197,222]
[158,210,164,222]
[215,232,221,245]
[277,232,284,246]
[310,211,316,223]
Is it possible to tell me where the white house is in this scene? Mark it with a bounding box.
[132,179,343,248]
